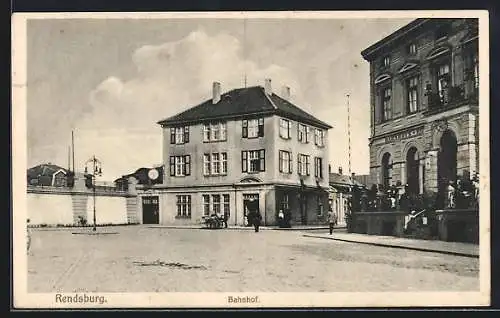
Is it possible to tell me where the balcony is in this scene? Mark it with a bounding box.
[424,82,478,116]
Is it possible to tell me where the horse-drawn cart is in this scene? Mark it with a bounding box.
[201,215,225,229]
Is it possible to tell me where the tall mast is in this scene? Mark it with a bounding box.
[347,94,352,179]
[243,17,247,88]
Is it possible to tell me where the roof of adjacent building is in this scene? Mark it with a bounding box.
[329,173,364,187]
[157,86,332,129]
[361,18,429,61]
[27,163,69,179]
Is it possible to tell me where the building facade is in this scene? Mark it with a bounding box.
[361,18,479,207]
[141,79,332,226]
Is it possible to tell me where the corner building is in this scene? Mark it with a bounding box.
[361,18,479,205]
[145,79,332,226]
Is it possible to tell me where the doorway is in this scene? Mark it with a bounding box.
[406,147,420,196]
[243,194,259,226]
[437,130,458,208]
[142,196,159,224]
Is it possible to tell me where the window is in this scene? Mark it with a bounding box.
[170,126,190,144]
[381,153,392,189]
[203,152,227,176]
[203,154,211,176]
[203,124,211,142]
[212,194,221,215]
[317,196,324,216]
[243,118,264,138]
[382,87,392,121]
[202,194,210,216]
[223,194,230,216]
[211,153,220,175]
[314,129,324,147]
[176,195,191,218]
[407,77,419,114]
[279,150,292,173]
[408,43,417,55]
[298,154,310,176]
[221,153,228,175]
[437,64,450,104]
[203,122,227,142]
[281,194,289,211]
[383,56,390,67]
[169,155,191,177]
[314,157,323,179]
[298,124,310,143]
[279,119,291,139]
[242,149,265,173]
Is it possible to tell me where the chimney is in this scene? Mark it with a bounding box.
[328,164,331,174]
[264,78,272,95]
[212,81,221,104]
[281,85,291,100]
[338,167,343,175]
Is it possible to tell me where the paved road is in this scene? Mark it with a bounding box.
[27,226,479,293]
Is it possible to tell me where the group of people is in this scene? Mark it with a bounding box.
[446,172,480,209]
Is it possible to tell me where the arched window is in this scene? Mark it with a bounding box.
[437,129,458,207]
[406,147,419,195]
[381,153,392,189]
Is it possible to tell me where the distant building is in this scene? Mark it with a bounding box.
[328,166,365,226]
[146,79,332,226]
[361,18,479,207]
[114,165,164,191]
[27,163,73,187]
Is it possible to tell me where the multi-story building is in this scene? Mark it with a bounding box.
[361,18,479,207]
[145,79,332,226]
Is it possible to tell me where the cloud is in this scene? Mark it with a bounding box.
[74,29,302,180]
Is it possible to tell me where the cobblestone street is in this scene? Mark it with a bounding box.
[27,226,479,293]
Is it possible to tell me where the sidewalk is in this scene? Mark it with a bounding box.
[148,224,345,231]
[303,232,479,258]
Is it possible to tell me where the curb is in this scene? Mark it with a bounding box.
[147,226,273,231]
[302,234,479,258]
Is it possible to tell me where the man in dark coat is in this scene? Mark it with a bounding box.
[253,210,263,232]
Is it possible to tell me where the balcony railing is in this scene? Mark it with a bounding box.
[424,82,478,115]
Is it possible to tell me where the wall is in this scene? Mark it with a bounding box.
[27,186,138,226]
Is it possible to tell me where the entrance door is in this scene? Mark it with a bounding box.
[300,194,307,225]
[243,194,259,226]
[142,196,159,224]
[437,130,458,208]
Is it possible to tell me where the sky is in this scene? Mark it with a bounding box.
[26,17,413,181]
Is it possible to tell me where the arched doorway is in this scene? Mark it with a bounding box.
[381,153,392,190]
[406,147,419,196]
[437,129,458,207]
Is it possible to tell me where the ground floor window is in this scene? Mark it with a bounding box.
[281,194,289,211]
[176,195,191,218]
[202,193,230,216]
[317,196,324,216]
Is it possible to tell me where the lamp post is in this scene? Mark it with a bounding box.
[85,155,102,232]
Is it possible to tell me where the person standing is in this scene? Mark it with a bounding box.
[278,210,284,228]
[328,210,336,235]
[253,210,262,232]
[223,210,229,228]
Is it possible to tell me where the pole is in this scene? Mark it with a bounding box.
[92,155,97,231]
[68,146,71,171]
[347,94,352,178]
[243,18,247,88]
[72,130,75,173]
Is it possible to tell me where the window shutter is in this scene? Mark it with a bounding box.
[242,151,247,172]
[279,151,283,172]
[287,121,291,138]
[259,150,265,171]
[169,156,175,176]
[258,118,264,137]
[170,128,176,144]
[320,158,323,178]
[184,126,189,143]
[304,156,309,175]
[297,125,301,141]
[298,154,302,175]
[289,152,293,173]
[242,120,248,138]
[185,155,191,176]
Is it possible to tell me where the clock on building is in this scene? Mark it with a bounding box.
[148,168,160,181]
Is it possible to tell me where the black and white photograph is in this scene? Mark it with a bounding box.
[12,11,490,308]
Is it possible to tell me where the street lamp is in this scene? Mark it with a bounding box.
[85,155,103,231]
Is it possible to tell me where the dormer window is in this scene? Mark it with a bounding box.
[383,56,391,67]
[408,43,417,55]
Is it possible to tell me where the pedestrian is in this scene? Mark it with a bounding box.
[447,181,456,209]
[223,210,229,228]
[278,210,284,228]
[327,210,336,235]
[253,210,262,232]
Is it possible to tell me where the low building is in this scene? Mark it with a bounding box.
[142,79,332,226]
[328,166,365,226]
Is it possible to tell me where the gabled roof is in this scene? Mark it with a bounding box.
[27,163,69,179]
[329,173,364,187]
[157,86,332,129]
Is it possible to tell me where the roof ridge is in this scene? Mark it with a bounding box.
[261,86,278,109]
